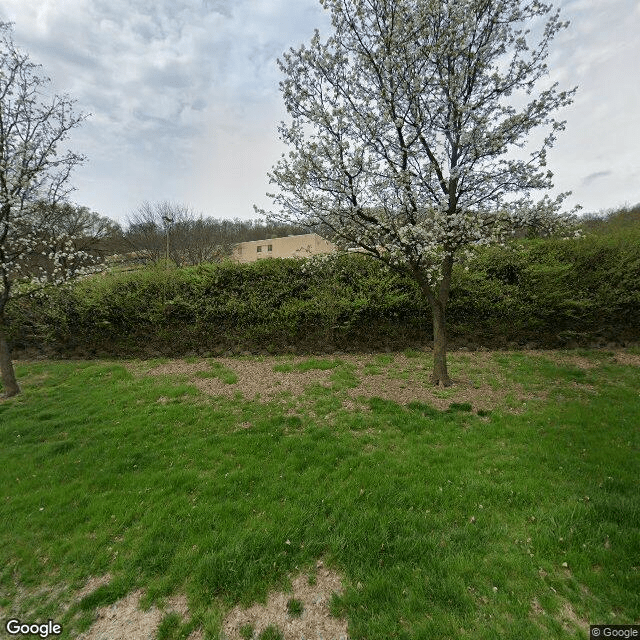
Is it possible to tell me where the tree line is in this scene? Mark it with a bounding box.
[22,198,640,273]
[123,201,313,267]
[14,199,316,270]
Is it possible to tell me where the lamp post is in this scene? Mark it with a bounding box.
[161,214,173,268]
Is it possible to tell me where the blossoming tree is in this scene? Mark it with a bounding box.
[0,23,94,397]
[260,0,578,385]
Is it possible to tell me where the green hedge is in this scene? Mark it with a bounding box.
[448,232,640,347]
[7,232,640,357]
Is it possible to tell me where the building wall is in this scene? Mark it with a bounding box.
[231,233,336,263]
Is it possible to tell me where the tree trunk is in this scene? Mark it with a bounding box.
[430,299,452,386]
[0,319,20,398]
[411,256,454,387]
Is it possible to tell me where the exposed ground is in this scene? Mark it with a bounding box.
[7,575,198,640]
[222,562,348,640]
[66,565,347,640]
[77,589,194,640]
[138,348,631,414]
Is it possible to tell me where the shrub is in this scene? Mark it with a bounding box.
[6,232,640,357]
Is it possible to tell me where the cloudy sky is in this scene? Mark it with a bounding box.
[1,0,638,225]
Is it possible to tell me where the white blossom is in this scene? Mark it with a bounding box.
[258,0,578,385]
[1,22,99,313]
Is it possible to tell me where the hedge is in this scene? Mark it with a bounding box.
[7,231,640,357]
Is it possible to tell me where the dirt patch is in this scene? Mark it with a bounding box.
[530,598,545,617]
[528,348,640,370]
[142,352,540,413]
[74,565,346,640]
[146,361,211,377]
[559,599,589,634]
[77,590,195,640]
[222,564,348,640]
[343,354,533,412]
[141,348,639,413]
[612,351,640,367]
[4,580,70,622]
[348,376,531,412]
[193,358,335,401]
[529,596,589,634]
[529,351,601,370]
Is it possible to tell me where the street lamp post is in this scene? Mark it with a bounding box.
[161,214,173,268]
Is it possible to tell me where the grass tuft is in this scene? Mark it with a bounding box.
[258,625,284,640]
[286,597,304,617]
[196,361,238,384]
[239,623,254,639]
[156,612,182,640]
[447,401,473,412]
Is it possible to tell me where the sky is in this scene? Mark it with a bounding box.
[1,0,638,226]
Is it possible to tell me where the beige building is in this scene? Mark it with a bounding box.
[231,233,336,263]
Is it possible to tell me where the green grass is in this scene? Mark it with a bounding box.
[258,626,284,640]
[286,597,304,617]
[239,623,254,639]
[156,612,185,640]
[1,351,639,639]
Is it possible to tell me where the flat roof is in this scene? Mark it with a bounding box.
[235,233,324,245]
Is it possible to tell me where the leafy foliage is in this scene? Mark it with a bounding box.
[7,232,640,356]
[265,0,578,275]
[580,202,640,237]
[0,23,93,300]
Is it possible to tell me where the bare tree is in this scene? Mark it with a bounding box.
[125,201,229,266]
[126,201,179,264]
[0,23,94,397]
[259,0,578,385]
[29,200,123,255]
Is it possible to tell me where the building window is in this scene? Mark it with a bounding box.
[257,246,262,253]
[267,245,273,252]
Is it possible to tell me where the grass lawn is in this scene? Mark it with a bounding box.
[0,349,638,639]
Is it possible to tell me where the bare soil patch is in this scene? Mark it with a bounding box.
[530,598,545,617]
[142,351,546,413]
[222,563,348,640]
[76,574,112,601]
[341,353,532,411]
[138,348,637,413]
[146,361,211,377]
[5,580,69,622]
[612,351,640,367]
[559,599,589,634]
[192,358,335,401]
[346,373,530,411]
[77,590,194,640]
[527,348,640,370]
[528,350,603,370]
[73,565,347,640]
[528,596,589,635]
